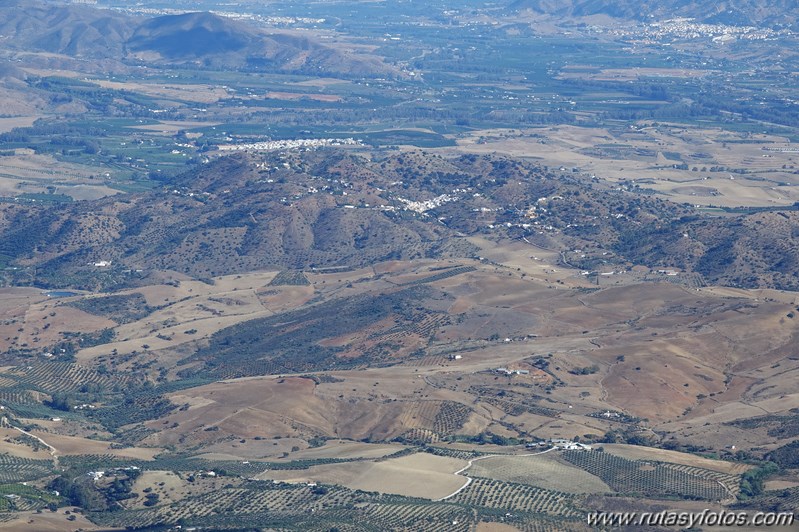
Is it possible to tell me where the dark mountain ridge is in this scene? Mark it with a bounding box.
[128,12,254,58]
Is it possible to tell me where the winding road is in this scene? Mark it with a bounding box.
[436,446,556,501]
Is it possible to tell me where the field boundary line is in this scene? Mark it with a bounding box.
[435,446,556,501]
[9,423,59,467]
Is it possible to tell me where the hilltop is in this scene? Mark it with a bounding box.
[128,12,256,58]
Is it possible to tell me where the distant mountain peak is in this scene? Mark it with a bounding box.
[128,12,255,58]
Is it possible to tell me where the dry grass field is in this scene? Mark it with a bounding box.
[475,522,523,532]
[264,92,342,102]
[273,441,406,461]
[128,120,220,135]
[41,249,795,456]
[190,440,406,462]
[90,79,231,104]
[0,152,116,200]
[0,235,780,468]
[143,371,473,447]
[257,452,469,499]
[26,431,160,460]
[0,117,39,134]
[129,471,187,507]
[454,124,799,207]
[467,452,612,494]
[0,510,103,531]
[0,288,112,352]
[558,66,711,82]
[75,271,314,364]
[0,428,51,460]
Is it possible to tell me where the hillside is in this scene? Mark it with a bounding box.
[0,2,393,76]
[0,150,797,291]
[127,12,391,74]
[0,60,50,115]
[509,0,799,27]
[614,210,799,289]
[128,12,255,58]
[0,152,477,289]
[0,1,135,58]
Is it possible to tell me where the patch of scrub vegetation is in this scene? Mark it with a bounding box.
[178,286,444,379]
[67,293,157,324]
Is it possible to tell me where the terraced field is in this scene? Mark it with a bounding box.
[88,476,589,531]
[4,361,134,395]
[561,450,733,501]
[0,454,53,483]
[89,482,476,530]
[448,477,582,518]
[399,265,477,286]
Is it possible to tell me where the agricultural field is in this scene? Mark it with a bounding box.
[601,443,753,475]
[87,481,486,531]
[466,452,612,494]
[69,462,592,531]
[2,251,797,454]
[0,454,53,483]
[0,152,117,202]
[447,477,583,520]
[457,123,799,209]
[258,452,468,499]
[561,449,735,501]
[272,440,406,461]
[0,511,101,532]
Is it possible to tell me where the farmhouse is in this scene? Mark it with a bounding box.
[495,368,530,376]
[548,439,592,451]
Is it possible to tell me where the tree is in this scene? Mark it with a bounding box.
[47,392,74,412]
[739,462,779,499]
[143,493,160,507]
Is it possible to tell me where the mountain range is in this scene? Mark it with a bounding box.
[0,1,392,76]
[509,0,799,27]
[2,150,798,292]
